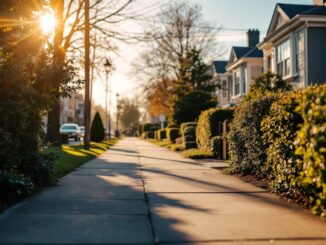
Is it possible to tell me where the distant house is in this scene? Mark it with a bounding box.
[210,60,231,107]
[226,29,264,104]
[258,0,326,87]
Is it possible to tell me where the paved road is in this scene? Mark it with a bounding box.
[0,137,325,244]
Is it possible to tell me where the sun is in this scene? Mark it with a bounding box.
[39,13,56,34]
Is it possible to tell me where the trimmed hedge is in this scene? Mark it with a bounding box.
[180,122,197,134]
[182,125,197,150]
[228,84,326,218]
[167,128,180,144]
[228,95,278,176]
[261,91,303,198]
[295,85,326,217]
[211,136,223,158]
[158,129,167,141]
[197,108,233,153]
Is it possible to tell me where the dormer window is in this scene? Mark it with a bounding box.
[276,39,291,77]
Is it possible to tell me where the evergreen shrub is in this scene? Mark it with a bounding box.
[167,128,180,144]
[295,84,326,217]
[228,95,277,176]
[180,122,197,134]
[197,108,233,153]
[261,91,303,198]
[211,136,223,158]
[91,112,105,142]
[158,129,167,141]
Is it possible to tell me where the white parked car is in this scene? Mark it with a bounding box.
[60,123,81,141]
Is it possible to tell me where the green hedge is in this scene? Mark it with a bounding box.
[228,95,277,176]
[167,128,180,144]
[295,85,326,217]
[182,126,197,150]
[197,108,233,153]
[211,136,223,158]
[228,84,326,218]
[180,122,197,134]
[261,91,303,198]
[158,129,167,141]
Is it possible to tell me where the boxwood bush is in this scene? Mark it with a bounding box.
[228,95,277,176]
[182,125,197,150]
[167,128,180,144]
[180,122,197,134]
[158,129,167,141]
[197,108,233,153]
[211,136,223,158]
[294,85,326,217]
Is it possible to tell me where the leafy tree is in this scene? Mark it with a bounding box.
[245,71,292,101]
[119,98,141,134]
[91,112,105,142]
[0,0,59,200]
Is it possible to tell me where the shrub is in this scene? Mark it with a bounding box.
[211,136,223,158]
[145,131,155,139]
[184,141,197,150]
[91,112,105,142]
[182,126,197,150]
[167,128,180,144]
[197,108,233,153]
[261,91,303,198]
[245,71,291,101]
[0,171,34,200]
[170,144,184,152]
[295,84,326,217]
[158,129,167,141]
[167,124,179,128]
[182,149,213,159]
[180,122,197,134]
[142,123,152,132]
[228,95,277,176]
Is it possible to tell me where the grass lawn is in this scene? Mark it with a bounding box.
[47,139,117,181]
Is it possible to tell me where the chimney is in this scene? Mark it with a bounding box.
[247,29,260,47]
[313,0,326,5]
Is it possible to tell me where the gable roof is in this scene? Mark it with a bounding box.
[267,3,326,35]
[213,61,228,74]
[228,46,263,66]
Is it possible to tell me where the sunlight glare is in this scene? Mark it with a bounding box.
[39,13,56,34]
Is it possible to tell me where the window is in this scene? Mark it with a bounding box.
[235,71,240,95]
[222,80,227,98]
[242,67,247,94]
[293,32,300,75]
[276,39,291,77]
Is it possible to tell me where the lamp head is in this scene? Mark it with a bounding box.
[104,58,112,73]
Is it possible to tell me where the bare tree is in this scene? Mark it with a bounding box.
[134,2,224,119]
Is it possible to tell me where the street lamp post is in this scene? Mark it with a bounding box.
[104,58,112,139]
[116,93,120,137]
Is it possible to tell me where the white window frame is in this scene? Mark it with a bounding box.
[276,38,291,78]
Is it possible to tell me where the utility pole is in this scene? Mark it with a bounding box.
[84,0,91,149]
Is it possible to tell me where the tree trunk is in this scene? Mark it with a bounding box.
[46,0,65,144]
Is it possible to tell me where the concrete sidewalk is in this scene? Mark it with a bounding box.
[0,137,325,244]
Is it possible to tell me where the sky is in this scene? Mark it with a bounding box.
[92,0,312,108]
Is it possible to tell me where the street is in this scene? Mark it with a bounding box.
[0,137,325,244]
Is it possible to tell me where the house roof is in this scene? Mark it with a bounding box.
[278,3,326,19]
[213,61,228,73]
[232,46,263,59]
